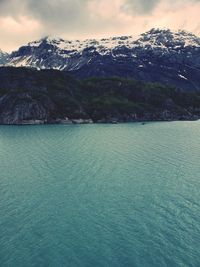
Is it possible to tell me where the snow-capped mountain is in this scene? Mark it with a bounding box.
[3,28,200,90]
[7,34,138,70]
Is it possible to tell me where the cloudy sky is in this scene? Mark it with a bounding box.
[0,0,200,51]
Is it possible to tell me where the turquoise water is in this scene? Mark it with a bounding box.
[0,122,200,267]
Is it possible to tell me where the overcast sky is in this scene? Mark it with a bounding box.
[0,0,200,52]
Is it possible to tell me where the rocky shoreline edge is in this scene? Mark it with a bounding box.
[1,114,199,125]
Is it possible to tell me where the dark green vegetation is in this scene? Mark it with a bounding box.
[0,67,199,124]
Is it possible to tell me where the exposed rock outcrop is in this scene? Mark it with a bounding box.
[0,92,55,124]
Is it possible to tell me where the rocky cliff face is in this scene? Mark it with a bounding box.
[0,67,84,124]
[3,28,200,91]
[0,92,55,124]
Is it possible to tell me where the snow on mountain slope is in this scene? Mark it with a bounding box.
[6,28,200,70]
[3,28,200,90]
[6,34,139,70]
[136,29,200,48]
[28,35,136,53]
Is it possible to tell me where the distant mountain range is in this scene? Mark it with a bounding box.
[1,28,200,91]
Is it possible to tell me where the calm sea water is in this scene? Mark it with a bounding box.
[0,122,200,267]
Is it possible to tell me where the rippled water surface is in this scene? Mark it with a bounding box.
[0,122,200,267]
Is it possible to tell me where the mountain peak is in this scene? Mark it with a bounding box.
[24,28,200,53]
[137,28,200,48]
[2,28,200,91]
[27,36,65,47]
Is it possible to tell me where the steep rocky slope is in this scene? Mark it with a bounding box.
[3,28,200,91]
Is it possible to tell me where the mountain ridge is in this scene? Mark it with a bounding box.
[1,28,200,91]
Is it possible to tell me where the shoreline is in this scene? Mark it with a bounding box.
[0,117,199,126]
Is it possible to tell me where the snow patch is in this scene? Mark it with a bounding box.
[178,74,188,80]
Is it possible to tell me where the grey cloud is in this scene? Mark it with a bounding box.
[122,0,160,15]
[0,0,199,27]
[0,0,199,51]
[25,0,90,28]
[0,0,92,34]
[0,0,25,16]
[121,0,200,15]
